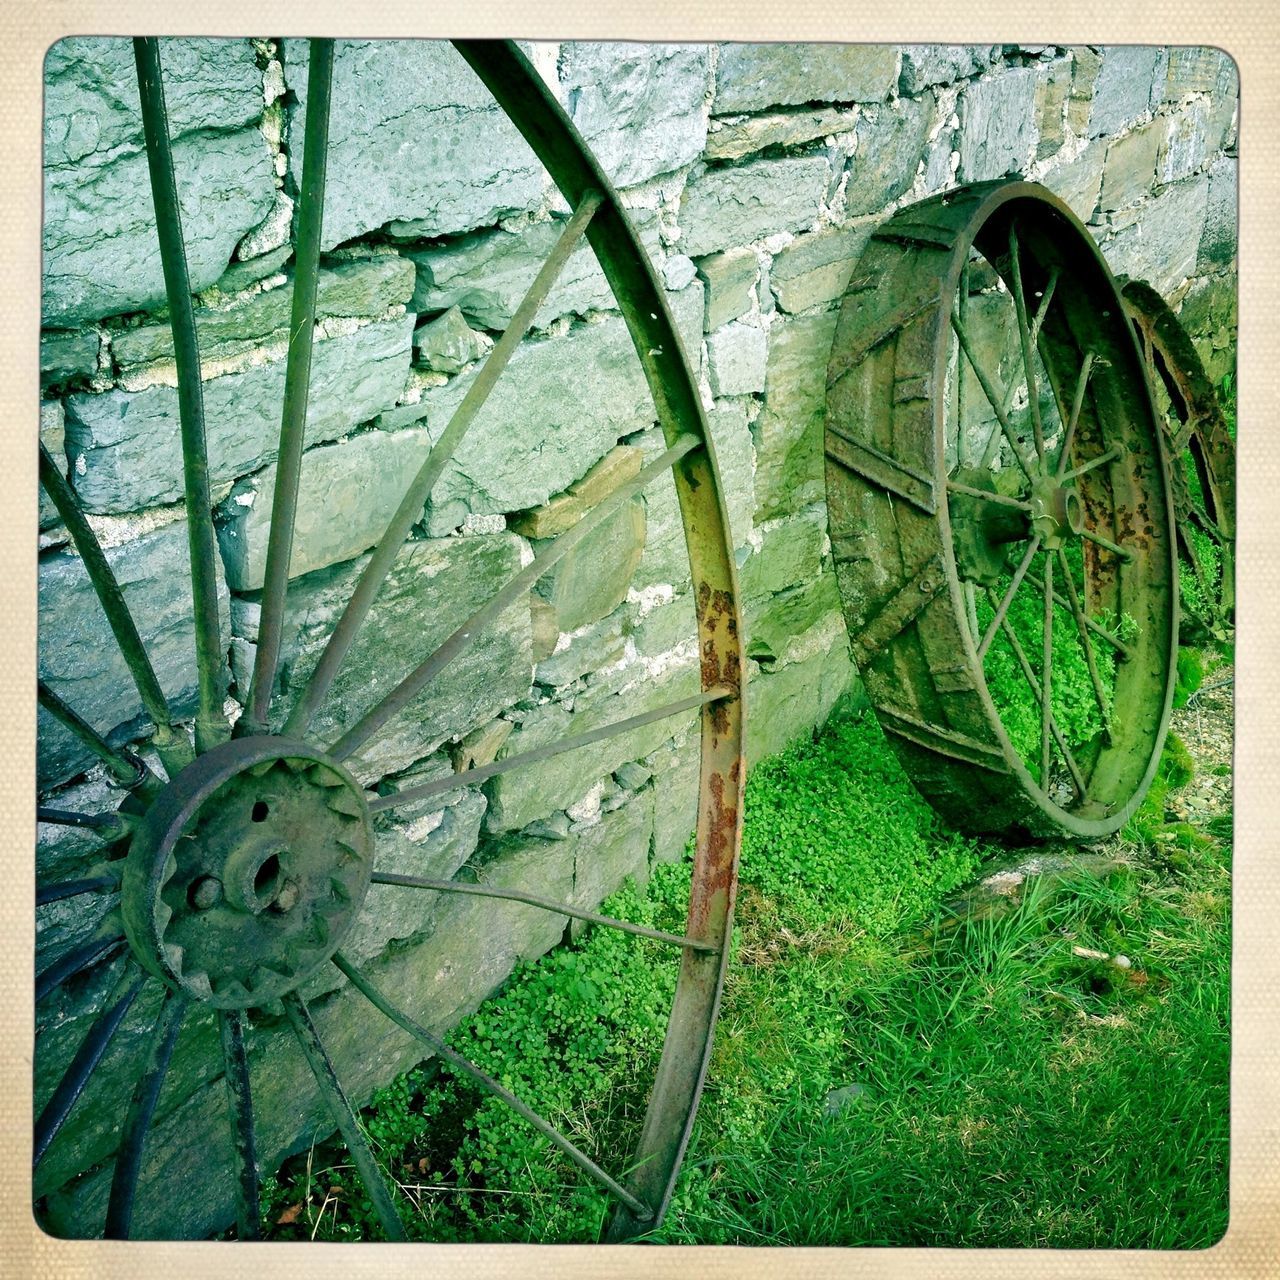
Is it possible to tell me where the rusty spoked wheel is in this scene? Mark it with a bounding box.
[824,180,1177,838]
[1121,277,1236,644]
[35,38,743,1242]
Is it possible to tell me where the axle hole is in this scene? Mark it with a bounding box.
[251,800,269,823]
[253,853,282,906]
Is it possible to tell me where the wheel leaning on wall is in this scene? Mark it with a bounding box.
[35,38,744,1242]
[824,180,1178,839]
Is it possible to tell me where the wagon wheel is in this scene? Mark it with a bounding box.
[34,38,743,1242]
[1120,276,1236,644]
[824,181,1177,838]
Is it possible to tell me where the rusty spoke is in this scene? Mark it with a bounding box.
[977,536,1042,660]
[369,686,731,814]
[329,434,701,764]
[370,872,717,952]
[241,39,336,738]
[218,1010,261,1241]
[1053,352,1098,480]
[282,992,407,1241]
[945,480,1032,512]
[37,682,152,793]
[39,446,191,777]
[991,597,1087,798]
[285,189,607,738]
[1080,525,1135,562]
[133,38,229,753]
[37,875,119,907]
[104,987,189,1238]
[1055,547,1114,738]
[1008,224,1045,458]
[37,807,131,837]
[36,934,126,1003]
[34,965,147,1165]
[1025,569,1131,660]
[332,953,653,1220]
[951,311,1036,482]
[1041,555,1054,784]
[1061,442,1122,483]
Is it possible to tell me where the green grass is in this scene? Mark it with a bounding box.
[261,677,1230,1249]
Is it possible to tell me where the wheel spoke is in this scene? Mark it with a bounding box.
[951,312,1036,482]
[1008,224,1045,458]
[37,875,119,906]
[281,992,407,1242]
[218,1009,261,1241]
[369,686,731,814]
[241,39,336,738]
[1041,555,1054,783]
[990,598,1087,798]
[284,188,607,738]
[36,934,126,1003]
[1055,547,1114,738]
[133,38,229,754]
[977,536,1042,660]
[34,966,146,1165]
[37,806,131,837]
[370,872,718,952]
[1025,569,1131,660]
[104,988,189,1239]
[979,267,1059,469]
[328,433,701,764]
[1060,442,1122,483]
[963,580,980,646]
[945,480,1031,512]
[332,953,653,1221]
[955,254,969,467]
[39,446,192,777]
[1053,353,1098,480]
[1080,525,1135,562]
[37,682,152,792]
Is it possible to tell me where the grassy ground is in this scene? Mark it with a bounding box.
[261,653,1232,1248]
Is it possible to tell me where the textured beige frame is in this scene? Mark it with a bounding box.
[4,7,1272,1278]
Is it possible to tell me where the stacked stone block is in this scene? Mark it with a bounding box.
[36,39,1237,1236]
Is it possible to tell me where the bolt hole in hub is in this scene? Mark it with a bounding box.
[121,738,374,1008]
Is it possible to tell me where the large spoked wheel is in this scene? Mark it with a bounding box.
[1121,276,1236,644]
[824,181,1177,838]
[35,39,743,1242]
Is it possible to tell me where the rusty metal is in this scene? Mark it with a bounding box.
[1121,276,1236,642]
[35,36,744,1242]
[825,181,1177,838]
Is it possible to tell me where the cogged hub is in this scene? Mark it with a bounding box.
[121,738,374,1009]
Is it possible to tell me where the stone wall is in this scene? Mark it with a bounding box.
[36,39,1237,1235]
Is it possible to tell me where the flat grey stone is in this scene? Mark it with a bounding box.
[715,43,898,113]
[1035,59,1071,160]
[706,399,756,551]
[1102,174,1210,294]
[958,68,1039,182]
[705,106,856,163]
[770,225,869,314]
[679,154,829,257]
[898,46,998,94]
[1158,100,1211,185]
[740,507,827,602]
[560,42,710,187]
[41,329,99,388]
[535,610,629,689]
[1045,139,1106,223]
[1088,46,1161,137]
[697,247,758,331]
[284,39,544,249]
[1162,47,1235,102]
[413,306,490,374]
[1198,155,1238,269]
[112,257,415,369]
[845,95,934,215]
[1098,120,1163,213]
[65,315,414,513]
[707,321,767,397]
[37,517,231,787]
[216,425,435,590]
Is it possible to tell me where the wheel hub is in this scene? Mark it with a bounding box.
[121,738,375,1009]
[1028,471,1084,549]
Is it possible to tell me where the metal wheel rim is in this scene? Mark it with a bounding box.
[825,180,1177,839]
[1120,276,1236,643]
[35,37,744,1242]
